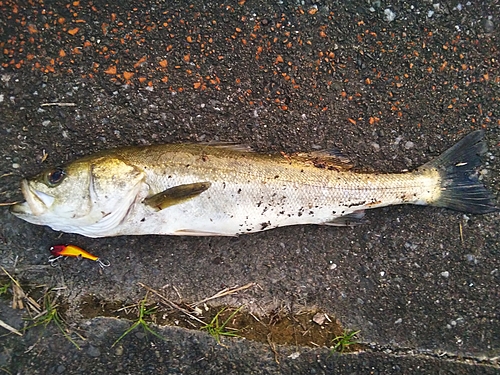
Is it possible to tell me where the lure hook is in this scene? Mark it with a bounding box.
[96,258,111,269]
[48,254,63,267]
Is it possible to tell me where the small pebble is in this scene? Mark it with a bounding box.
[404,141,415,149]
[441,271,450,278]
[465,254,478,264]
[484,18,494,33]
[384,8,396,22]
[87,345,101,357]
[312,313,326,325]
[12,163,20,169]
[394,318,402,324]
[288,352,300,359]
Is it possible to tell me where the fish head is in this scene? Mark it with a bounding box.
[11,156,145,236]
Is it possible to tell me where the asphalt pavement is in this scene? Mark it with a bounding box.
[0,0,499,374]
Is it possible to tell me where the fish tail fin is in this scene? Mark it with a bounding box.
[422,130,497,214]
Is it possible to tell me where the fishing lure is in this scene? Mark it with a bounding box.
[48,244,110,269]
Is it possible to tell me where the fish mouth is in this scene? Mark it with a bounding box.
[10,179,55,216]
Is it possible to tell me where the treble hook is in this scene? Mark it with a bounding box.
[48,255,64,267]
[96,258,111,269]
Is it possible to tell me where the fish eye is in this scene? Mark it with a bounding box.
[45,168,66,187]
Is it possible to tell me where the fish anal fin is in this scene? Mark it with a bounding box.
[324,210,366,226]
[290,149,353,171]
[173,229,238,236]
[144,182,211,211]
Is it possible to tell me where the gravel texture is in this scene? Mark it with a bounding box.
[0,0,499,373]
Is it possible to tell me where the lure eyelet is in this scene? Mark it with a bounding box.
[45,168,66,187]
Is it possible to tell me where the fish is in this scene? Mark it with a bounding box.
[10,130,497,238]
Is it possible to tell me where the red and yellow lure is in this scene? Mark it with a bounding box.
[49,245,110,269]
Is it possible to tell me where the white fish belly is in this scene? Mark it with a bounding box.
[113,170,439,236]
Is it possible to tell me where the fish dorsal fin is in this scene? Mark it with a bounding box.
[204,142,255,153]
[144,182,212,211]
[288,148,353,171]
[203,142,352,170]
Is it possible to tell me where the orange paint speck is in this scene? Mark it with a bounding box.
[134,56,148,68]
[27,24,38,34]
[68,27,79,35]
[123,71,134,80]
[104,66,117,74]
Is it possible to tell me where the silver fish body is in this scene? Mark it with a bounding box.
[11,131,497,237]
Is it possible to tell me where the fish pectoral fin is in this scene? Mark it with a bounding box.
[143,182,212,211]
[323,210,366,226]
